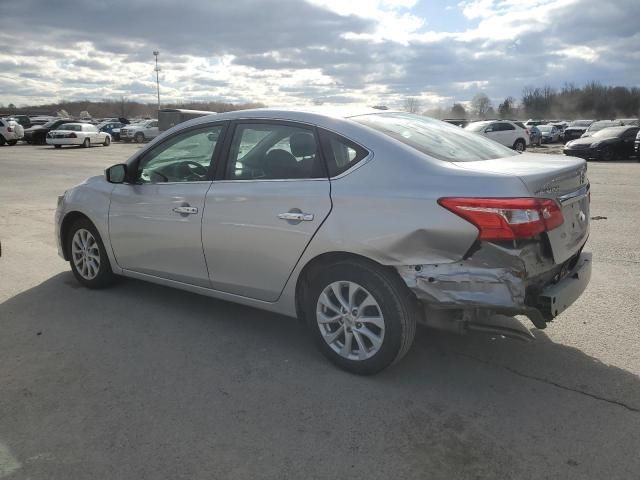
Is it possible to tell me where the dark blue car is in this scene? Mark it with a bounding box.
[97,121,124,141]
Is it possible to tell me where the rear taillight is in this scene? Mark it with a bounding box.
[6,127,13,132]
[438,197,564,241]
[66,133,77,138]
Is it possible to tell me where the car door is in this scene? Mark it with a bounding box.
[483,122,501,143]
[148,121,160,138]
[621,127,639,156]
[499,122,516,146]
[109,123,226,287]
[202,120,332,301]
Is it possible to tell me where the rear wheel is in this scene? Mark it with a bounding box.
[304,259,418,375]
[513,139,526,152]
[82,138,90,148]
[54,144,62,149]
[66,218,116,289]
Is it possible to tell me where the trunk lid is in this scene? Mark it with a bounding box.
[453,153,589,264]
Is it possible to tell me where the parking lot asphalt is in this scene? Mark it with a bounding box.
[1,142,639,479]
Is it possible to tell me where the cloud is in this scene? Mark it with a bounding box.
[0,0,638,109]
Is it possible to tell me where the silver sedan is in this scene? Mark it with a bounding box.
[55,108,591,374]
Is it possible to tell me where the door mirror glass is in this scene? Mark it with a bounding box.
[106,164,127,183]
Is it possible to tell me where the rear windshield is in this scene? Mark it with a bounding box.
[58,124,82,131]
[352,113,514,162]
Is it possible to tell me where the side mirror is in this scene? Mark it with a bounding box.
[106,164,128,184]
[485,127,493,133]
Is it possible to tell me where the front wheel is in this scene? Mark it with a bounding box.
[600,146,614,161]
[304,260,418,375]
[513,139,526,152]
[103,136,111,147]
[67,218,116,288]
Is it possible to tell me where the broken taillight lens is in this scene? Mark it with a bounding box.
[438,197,564,241]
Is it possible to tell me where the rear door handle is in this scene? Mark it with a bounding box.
[173,206,198,215]
[278,212,314,222]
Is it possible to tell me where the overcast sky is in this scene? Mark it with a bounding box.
[0,0,638,109]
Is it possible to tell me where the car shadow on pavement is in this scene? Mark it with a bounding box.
[2,272,640,479]
[2,271,639,410]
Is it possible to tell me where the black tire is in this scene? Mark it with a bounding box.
[66,218,116,289]
[303,259,419,375]
[513,139,526,152]
[7,140,17,146]
[0,135,5,146]
[600,146,614,161]
[54,144,62,149]
[103,136,111,147]
[82,138,90,148]
[134,132,144,143]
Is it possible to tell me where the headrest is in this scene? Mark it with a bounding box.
[290,132,316,157]
[264,149,298,178]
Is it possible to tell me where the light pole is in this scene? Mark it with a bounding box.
[153,50,161,111]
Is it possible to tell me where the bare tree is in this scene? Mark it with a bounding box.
[471,93,492,119]
[403,97,421,114]
[498,96,515,118]
[450,103,467,118]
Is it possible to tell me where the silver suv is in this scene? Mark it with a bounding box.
[120,120,159,143]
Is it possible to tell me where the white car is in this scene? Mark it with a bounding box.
[464,120,530,152]
[46,123,111,148]
[119,120,160,143]
[0,118,25,146]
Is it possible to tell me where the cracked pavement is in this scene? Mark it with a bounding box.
[1,143,639,479]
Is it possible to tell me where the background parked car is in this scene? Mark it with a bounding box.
[537,124,562,143]
[564,126,639,160]
[582,120,622,137]
[46,123,111,148]
[528,125,542,146]
[514,121,541,146]
[617,118,639,126]
[524,119,546,127]
[635,130,640,159]
[24,118,73,144]
[0,118,25,146]
[464,120,530,151]
[8,115,33,129]
[97,121,124,141]
[563,120,594,143]
[120,120,159,143]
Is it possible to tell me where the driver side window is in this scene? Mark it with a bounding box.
[138,125,222,183]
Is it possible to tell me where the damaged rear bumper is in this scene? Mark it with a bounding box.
[397,242,591,329]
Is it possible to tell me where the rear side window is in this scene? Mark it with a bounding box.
[352,112,515,162]
[319,131,369,177]
[500,123,515,131]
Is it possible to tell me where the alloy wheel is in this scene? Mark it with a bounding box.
[316,281,385,361]
[71,229,101,280]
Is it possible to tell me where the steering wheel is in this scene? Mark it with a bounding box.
[182,160,209,177]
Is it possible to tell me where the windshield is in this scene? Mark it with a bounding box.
[569,120,592,127]
[464,122,490,132]
[588,121,618,132]
[352,113,515,162]
[592,127,626,139]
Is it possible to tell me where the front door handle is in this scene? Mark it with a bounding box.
[278,212,314,222]
[173,206,198,215]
